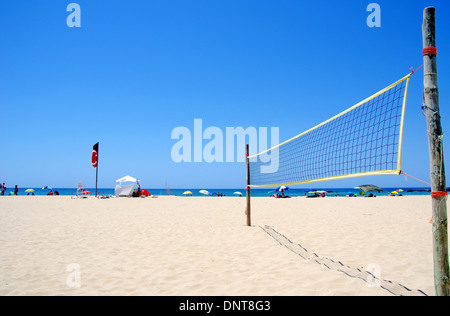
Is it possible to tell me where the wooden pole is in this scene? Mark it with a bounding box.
[246,144,251,227]
[423,6,450,296]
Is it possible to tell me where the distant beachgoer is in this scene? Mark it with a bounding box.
[48,190,53,196]
[14,185,18,196]
[54,191,60,195]
[2,183,6,196]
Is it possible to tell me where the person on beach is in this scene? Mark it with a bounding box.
[1,183,6,196]
[14,185,18,196]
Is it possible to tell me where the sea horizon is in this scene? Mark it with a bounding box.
[4,186,433,197]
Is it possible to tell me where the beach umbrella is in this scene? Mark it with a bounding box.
[182,191,193,195]
[42,186,52,190]
[82,191,92,195]
[275,186,289,192]
[199,190,210,195]
[233,192,243,195]
[25,189,35,193]
[355,185,383,193]
[391,191,399,195]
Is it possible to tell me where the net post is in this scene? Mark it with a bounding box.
[246,144,251,227]
[423,6,450,296]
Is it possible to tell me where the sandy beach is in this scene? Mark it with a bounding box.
[0,195,438,296]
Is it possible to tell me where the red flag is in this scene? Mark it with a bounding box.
[92,142,99,168]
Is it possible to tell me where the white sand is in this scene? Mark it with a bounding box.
[0,195,439,296]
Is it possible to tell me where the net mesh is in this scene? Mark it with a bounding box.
[249,74,411,187]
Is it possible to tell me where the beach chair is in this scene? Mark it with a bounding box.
[77,181,85,197]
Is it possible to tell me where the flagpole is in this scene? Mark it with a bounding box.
[95,164,98,198]
[95,143,99,198]
[92,142,99,198]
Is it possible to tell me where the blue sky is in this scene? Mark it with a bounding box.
[1,0,449,189]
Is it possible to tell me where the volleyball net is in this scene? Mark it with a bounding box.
[248,73,412,188]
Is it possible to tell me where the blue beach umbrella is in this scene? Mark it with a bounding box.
[275,186,289,192]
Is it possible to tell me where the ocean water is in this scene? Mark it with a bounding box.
[4,187,432,197]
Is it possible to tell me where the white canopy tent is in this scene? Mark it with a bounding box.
[115,175,140,197]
